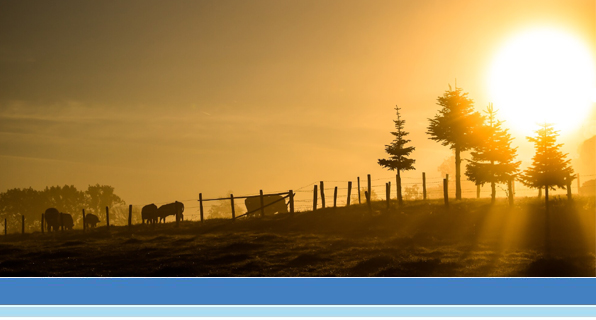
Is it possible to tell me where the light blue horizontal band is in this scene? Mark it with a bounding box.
[2,306,596,317]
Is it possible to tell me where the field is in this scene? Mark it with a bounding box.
[0,197,594,277]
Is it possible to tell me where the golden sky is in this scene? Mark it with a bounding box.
[0,0,594,205]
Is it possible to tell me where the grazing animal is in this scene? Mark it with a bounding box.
[142,204,158,224]
[44,208,61,232]
[245,195,288,217]
[157,201,184,223]
[60,213,74,230]
[85,213,100,228]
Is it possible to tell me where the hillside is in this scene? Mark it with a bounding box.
[0,197,593,277]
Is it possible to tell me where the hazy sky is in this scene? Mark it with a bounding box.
[1,0,594,205]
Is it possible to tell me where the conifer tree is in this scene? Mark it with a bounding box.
[521,123,574,206]
[378,106,415,204]
[465,103,520,204]
[427,85,484,200]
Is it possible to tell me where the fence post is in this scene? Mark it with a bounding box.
[422,172,427,200]
[82,209,86,232]
[199,193,204,222]
[333,186,337,208]
[508,178,514,206]
[313,185,318,211]
[259,190,265,218]
[230,194,236,221]
[386,182,390,210]
[41,213,44,234]
[21,215,24,234]
[320,181,326,209]
[347,181,352,206]
[357,177,361,204]
[443,179,449,207]
[128,204,133,229]
[577,174,581,196]
[365,191,372,214]
[289,190,294,217]
[476,185,480,199]
[106,206,110,231]
[367,174,372,203]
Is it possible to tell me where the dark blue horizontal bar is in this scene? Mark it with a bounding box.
[0,278,595,305]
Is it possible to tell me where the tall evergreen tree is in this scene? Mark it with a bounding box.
[378,106,415,204]
[465,103,521,204]
[427,85,484,200]
[521,123,574,203]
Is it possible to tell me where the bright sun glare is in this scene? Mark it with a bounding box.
[488,28,596,136]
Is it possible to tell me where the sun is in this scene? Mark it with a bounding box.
[488,28,595,136]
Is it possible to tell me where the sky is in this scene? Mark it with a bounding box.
[0,0,595,206]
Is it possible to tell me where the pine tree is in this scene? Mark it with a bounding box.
[427,85,484,200]
[521,123,574,202]
[465,103,520,204]
[378,106,415,204]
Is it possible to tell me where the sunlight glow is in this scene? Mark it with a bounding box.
[488,28,596,136]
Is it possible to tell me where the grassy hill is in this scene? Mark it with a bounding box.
[0,196,593,277]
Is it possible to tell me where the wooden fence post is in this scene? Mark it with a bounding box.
[259,190,265,218]
[508,178,514,206]
[82,209,86,232]
[422,172,427,200]
[476,185,480,199]
[230,194,236,221]
[577,174,581,196]
[105,206,110,231]
[333,186,338,208]
[21,215,24,234]
[386,182,390,210]
[347,181,352,206]
[199,193,204,222]
[41,213,44,234]
[313,185,318,211]
[367,174,372,203]
[443,178,449,207]
[289,190,294,217]
[320,181,326,209]
[357,177,361,204]
[128,204,133,229]
[365,191,372,214]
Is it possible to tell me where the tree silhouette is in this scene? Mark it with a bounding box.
[465,103,520,204]
[86,184,125,220]
[427,85,483,200]
[378,106,415,204]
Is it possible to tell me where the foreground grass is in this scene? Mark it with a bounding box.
[0,197,593,276]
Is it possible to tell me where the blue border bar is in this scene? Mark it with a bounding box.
[0,278,595,305]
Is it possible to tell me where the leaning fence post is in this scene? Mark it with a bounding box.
[422,172,427,200]
[259,190,265,218]
[289,190,294,217]
[367,174,372,203]
[199,193,204,222]
[313,185,318,211]
[443,179,449,207]
[347,181,352,206]
[230,194,236,221]
[357,177,361,204]
[128,204,133,229]
[21,215,24,235]
[105,206,110,231]
[41,213,45,234]
[82,209,86,232]
[320,181,326,209]
[333,186,338,208]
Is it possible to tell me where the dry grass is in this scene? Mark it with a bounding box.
[0,197,593,277]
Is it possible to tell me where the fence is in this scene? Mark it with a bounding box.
[2,172,595,236]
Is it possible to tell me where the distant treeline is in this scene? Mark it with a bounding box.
[0,184,125,231]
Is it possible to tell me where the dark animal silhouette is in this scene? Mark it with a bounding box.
[85,213,100,228]
[60,213,74,230]
[157,201,184,223]
[245,195,288,217]
[44,208,61,232]
[142,204,158,224]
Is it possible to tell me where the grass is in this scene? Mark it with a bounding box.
[0,196,593,277]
